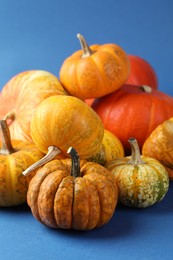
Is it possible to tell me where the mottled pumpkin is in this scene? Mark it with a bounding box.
[106,138,169,208]
[25,147,118,230]
[59,33,130,99]
[0,120,44,206]
[142,117,173,180]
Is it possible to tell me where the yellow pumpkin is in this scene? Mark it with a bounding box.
[0,120,44,206]
[89,129,124,165]
[30,95,104,159]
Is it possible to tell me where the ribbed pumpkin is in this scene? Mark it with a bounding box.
[106,138,169,208]
[92,84,173,155]
[25,147,118,230]
[0,70,67,142]
[142,117,173,180]
[30,95,104,159]
[89,129,124,165]
[59,33,130,99]
[0,120,44,206]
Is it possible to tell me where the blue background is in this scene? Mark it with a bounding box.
[0,1,173,259]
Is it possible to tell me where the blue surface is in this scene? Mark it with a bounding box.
[0,182,173,260]
[0,1,173,259]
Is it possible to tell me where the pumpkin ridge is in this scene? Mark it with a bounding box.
[83,177,100,229]
[145,163,169,202]
[38,170,68,228]
[4,156,14,204]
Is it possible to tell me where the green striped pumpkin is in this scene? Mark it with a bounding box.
[106,138,169,208]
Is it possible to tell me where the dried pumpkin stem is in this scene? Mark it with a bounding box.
[128,138,145,165]
[77,33,93,58]
[67,147,81,178]
[0,120,16,154]
[22,145,61,176]
[3,109,16,121]
[139,85,152,93]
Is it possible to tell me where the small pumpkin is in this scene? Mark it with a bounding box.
[25,147,118,230]
[89,129,124,165]
[142,117,173,180]
[30,95,104,159]
[126,55,158,89]
[106,138,169,208]
[92,84,173,155]
[0,120,44,206]
[0,70,67,142]
[59,33,130,99]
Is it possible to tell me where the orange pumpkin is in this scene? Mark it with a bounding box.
[59,33,130,99]
[92,84,173,155]
[0,70,67,142]
[25,147,118,230]
[142,117,173,180]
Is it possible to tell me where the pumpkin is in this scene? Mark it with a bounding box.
[30,95,104,159]
[142,117,173,180]
[0,120,44,206]
[92,84,173,155]
[0,70,67,142]
[59,33,130,100]
[25,147,118,230]
[89,129,124,165]
[106,138,169,208]
[126,55,158,89]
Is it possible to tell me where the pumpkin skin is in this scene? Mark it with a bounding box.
[126,55,158,89]
[0,70,67,142]
[59,34,130,99]
[26,147,118,230]
[30,95,104,159]
[142,117,173,180]
[92,84,173,155]
[0,120,44,206]
[106,138,169,208]
[89,129,124,165]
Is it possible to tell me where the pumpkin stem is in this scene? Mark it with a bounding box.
[77,33,93,58]
[3,109,16,121]
[67,147,81,178]
[0,120,16,154]
[128,138,145,165]
[139,85,152,93]
[22,145,61,176]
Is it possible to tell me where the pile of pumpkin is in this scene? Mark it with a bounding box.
[0,33,173,231]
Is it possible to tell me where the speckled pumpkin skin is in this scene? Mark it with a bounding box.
[27,159,118,230]
[106,156,169,208]
[0,141,44,206]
